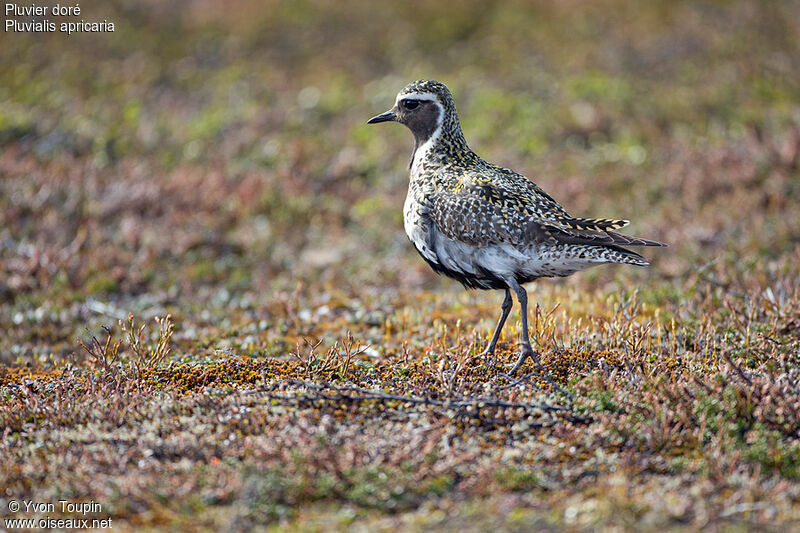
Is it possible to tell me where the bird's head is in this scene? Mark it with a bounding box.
[367,80,457,145]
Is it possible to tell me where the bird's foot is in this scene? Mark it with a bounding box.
[506,347,540,376]
[474,347,497,370]
[476,346,494,358]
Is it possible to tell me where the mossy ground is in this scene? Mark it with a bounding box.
[2,1,800,531]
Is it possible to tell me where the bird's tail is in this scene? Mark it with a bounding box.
[604,231,666,248]
[558,216,630,232]
[601,244,650,266]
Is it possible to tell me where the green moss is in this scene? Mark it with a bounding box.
[86,274,120,294]
[494,467,541,492]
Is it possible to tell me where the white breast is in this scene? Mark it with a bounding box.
[403,188,437,263]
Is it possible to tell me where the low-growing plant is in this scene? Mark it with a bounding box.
[120,313,174,379]
[77,325,123,377]
[77,313,174,381]
[292,331,369,379]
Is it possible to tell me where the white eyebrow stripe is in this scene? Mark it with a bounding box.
[395,92,437,104]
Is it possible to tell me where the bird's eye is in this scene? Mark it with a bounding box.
[402,99,420,110]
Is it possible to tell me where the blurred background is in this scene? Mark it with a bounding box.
[1,0,799,364]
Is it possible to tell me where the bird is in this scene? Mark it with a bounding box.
[367,80,665,375]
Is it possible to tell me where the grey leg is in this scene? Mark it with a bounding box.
[479,289,512,357]
[505,277,540,375]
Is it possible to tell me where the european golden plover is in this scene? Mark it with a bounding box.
[368,80,665,375]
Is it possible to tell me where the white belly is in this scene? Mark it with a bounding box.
[403,189,438,264]
[427,223,599,284]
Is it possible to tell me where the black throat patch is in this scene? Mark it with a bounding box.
[405,103,441,164]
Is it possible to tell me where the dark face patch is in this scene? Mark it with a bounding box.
[396,100,441,145]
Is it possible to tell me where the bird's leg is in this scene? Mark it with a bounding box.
[505,278,540,376]
[479,289,512,359]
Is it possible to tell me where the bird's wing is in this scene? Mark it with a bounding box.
[428,174,665,248]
